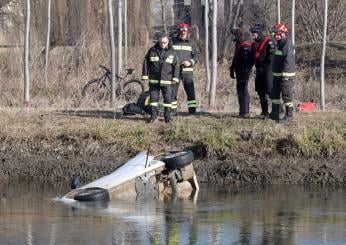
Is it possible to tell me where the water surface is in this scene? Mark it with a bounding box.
[1,182,346,244]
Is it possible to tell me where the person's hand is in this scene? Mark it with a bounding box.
[282,77,289,81]
[182,61,191,67]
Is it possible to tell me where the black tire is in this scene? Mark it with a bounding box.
[121,79,145,102]
[81,77,110,103]
[160,150,194,170]
[74,187,110,202]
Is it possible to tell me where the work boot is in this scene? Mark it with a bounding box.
[258,112,269,120]
[269,104,281,121]
[279,106,294,123]
[239,113,251,119]
[188,107,196,115]
[164,107,172,123]
[147,108,157,123]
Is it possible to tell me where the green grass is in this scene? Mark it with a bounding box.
[0,108,345,160]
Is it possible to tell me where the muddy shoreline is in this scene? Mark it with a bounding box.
[0,109,345,186]
[1,150,345,186]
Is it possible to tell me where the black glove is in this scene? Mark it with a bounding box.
[230,66,235,79]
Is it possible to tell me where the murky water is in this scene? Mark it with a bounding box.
[1,182,346,244]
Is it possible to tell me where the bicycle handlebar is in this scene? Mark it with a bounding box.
[99,65,135,80]
[99,65,111,73]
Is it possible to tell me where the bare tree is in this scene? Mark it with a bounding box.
[124,0,128,68]
[44,0,51,87]
[204,0,211,93]
[108,0,116,106]
[296,0,346,43]
[191,0,203,38]
[277,0,281,23]
[291,0,295,49]
[117,0,123,77]
[24,0,30,105]
[159,0,167,33]
[220,0,242,62]
[209,0,217,107]
[252,0,276,34]
[320,0,328,111]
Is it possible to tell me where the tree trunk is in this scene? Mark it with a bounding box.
[45,0,51,87]
[220,0,241,62]
[320,0,328,111]
[204,0,211,93]
[24,0,30,105]
[291,0,295,50]
[124,0,128,68]
[173,0,187,23]
[160,0,167,34]
[277,0,281,23]
[191,0,203,40]
[117,0,123,77]
[220,0,234,62]
[108,0,116,106]
[209,0,217,107]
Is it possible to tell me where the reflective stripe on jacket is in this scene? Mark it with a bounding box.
[141,42,180,86]
[172,36,200,73]
[272,37,296,78]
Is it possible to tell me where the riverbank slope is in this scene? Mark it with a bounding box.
[0,108,345,185]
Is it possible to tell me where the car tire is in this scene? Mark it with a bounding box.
[160,150,194,170]
[74,187,110,202]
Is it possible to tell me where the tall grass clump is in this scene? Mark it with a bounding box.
[277,123,346,158]
[198,124,236,159]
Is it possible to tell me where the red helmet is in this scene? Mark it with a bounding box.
[272,23,288,38]
[178,22,189,34]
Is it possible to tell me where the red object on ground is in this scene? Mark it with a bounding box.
[297,102,316,112]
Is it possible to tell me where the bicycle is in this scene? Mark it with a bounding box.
[81,65,145,104]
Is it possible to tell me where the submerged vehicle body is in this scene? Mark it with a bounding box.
[61,151,199,202]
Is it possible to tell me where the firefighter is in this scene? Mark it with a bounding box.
[230,28,253,118]
[250,24,276,119]
[141,34,180,123]
[172,23,200,115]
[271,23,296,123]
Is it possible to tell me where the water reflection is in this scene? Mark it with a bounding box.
[1,182,346,244]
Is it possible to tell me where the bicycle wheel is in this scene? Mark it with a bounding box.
[121,79,145,102]
[81,77,110,103]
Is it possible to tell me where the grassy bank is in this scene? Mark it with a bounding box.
[1,108,345,159]
[0,108,345,185]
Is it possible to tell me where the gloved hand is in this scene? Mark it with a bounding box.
[230,66,235,79]
[282,77,289,82]
[182,60,191,67]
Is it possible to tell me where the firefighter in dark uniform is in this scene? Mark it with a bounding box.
[271,23,296,123]
[230,28,253,118]
[172,23,200,115]
[141,34,180,123]
[250,24,276,119]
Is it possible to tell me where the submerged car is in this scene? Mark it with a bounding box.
[61,150,199,202]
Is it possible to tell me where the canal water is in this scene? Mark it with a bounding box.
[1,182,346,244]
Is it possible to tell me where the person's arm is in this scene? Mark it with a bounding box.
[282,40,295,79]
[141,50,150,81]
[172,53,180,83]
[242,45,253,74]
[230,56,236,79]
[190,39,200,66]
